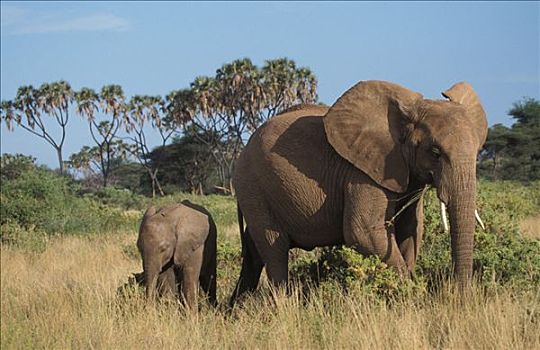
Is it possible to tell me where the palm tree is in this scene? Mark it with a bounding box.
[163,57,319,195]
[74,85,126,187]
[125,95,174,197]
[260,58,318,121]
[74,87,99,120]
[0,81,74,173]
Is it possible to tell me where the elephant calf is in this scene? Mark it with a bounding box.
[137,200,217,309]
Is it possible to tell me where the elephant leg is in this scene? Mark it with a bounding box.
[181,246,204,310]
[157,264,178,297]
[229,227,264,307]
[262,239,289,288]
[395,191,425,273]
[233,193,290,298]
[249,223,289,288]
[344,182,409,277]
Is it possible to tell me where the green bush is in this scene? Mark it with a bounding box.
[294,181,540,296]
[474,231,540,290]
[1,163,73,233]
[0,222,49,253]
[413,182,540,291]
[1,154,138,237]
[81,187,148,211]
[1,153,37,181]
[292,246,426,300]
[2,151,538,295]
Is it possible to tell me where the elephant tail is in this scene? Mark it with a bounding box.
[229,202,263,308]
[237,202,245,238]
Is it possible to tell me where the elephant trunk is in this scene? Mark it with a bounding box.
[143,256,160,300]
[445,161,477,287]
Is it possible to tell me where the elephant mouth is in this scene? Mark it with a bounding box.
[410,169,435,187]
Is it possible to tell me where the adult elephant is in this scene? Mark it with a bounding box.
[229,80,487,305]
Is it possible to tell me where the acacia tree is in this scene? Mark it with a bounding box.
[146,129,215,195]
[74,85,127,187]
[0,81,74,173]
[259,58,318,123]
[166,77,238,193]
[125,95,175,197]
[166,57,319,194]
[68,141,130,187]
[478,98,540,181]
[479,124,511,179]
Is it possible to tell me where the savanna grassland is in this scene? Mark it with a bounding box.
[1,174,539,349]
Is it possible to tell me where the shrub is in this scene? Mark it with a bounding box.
[0,221,49,253]
[81,187,148,211]
[1,163,73,233]
[0,153,37,181]
[414,182,540,291]
[292,246,426,300]
[294,181,540,296]
[1,154,139,237]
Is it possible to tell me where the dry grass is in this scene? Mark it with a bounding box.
[2,233,539,350]
[520,215,540,240]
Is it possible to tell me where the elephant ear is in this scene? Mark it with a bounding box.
[143,206,157,219]
[323,80,422,193]
[442,82,488,150]
[140,206,157,228]
[173,207,209,266]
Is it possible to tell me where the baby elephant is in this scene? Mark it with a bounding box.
[137,200,217,309]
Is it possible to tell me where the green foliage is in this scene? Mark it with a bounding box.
[2,152,538,297]
[1,154,138,236]
[1,160,74,232]
[418,182,540,290]
[82,187,147,210]
[479,98,540,181]
[292,246,426,300]
[0,222,49,253]
[293,181,540,297]
[146,132,218,195]
[1,153,37,180]
[216,239,242,287]
[110,162,147,194]
[474,230,540,290]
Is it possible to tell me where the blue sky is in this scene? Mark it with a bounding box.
[1,1,539,168]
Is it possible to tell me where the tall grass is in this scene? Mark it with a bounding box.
[2,180,539,349]
[2,233,539,349]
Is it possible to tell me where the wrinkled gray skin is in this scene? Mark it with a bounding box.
[137,200,217,309]
[230,80,487,306]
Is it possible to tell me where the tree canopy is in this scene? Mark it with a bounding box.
[3,57,537,195]
[1,57,318,195]
[478,97,540,181]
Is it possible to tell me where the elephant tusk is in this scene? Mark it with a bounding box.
[440,201,450,233]
[440,202,485,232]
[475,209,486,230]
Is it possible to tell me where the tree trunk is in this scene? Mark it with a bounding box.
[229,178,235,196]
[56,148,64,174]
[153,169,165,196]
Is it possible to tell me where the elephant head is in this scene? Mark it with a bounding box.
[137,206,176,299]
[324,80,487,285]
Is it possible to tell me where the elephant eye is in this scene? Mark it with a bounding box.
[431,146,441,158]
